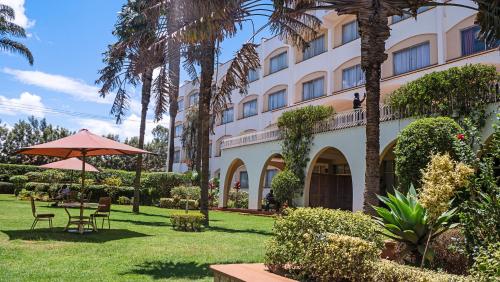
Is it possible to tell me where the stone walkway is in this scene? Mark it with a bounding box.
[210,263,296,282]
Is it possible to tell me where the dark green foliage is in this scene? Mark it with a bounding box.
[0,182,14,194]
[270,170,301,206]
[9,175,28,195]
[171,186,201,201]
[227,190,248,209]
[277,105,334,182]
[470,242,500,281]
[142,172,189,198]
[387,64,499,126]
[394,117,467,190]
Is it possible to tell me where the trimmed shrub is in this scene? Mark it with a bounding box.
[0,174,10,182]
[0,182,14,194]
[171,186,201,201]
[431,229,469,275]
[373,259,472,282]
[170,211,204,231]
[102,176,122,187]
[394,117,465,191]
[265,207,384,279]
[178,199,198,210]
[305,234,379,281]
[118,196,131,205]
[25,171,45,182]
[9,175,28,195]
[270,170,301,206]
[159,198,177,208]
[0,163,43,176]
[25,182,51,192]
[143,172,189,199]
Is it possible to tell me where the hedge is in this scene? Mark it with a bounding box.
[373,260,472,282]
[170,211,205,231]
[0,182,14,194]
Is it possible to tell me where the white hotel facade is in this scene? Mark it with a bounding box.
[172,1,500,211]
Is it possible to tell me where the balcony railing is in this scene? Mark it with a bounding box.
[221,105,398,150]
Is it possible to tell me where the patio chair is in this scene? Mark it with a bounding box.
[91,197,111,229]
[30,197,55,230]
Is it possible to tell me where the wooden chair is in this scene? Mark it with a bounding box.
[91,197,111,229]
[30,197,55,230]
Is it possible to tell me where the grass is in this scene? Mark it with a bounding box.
[0,194,275,282]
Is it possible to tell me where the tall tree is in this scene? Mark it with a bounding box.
[0,4,33,64]
[97,0,164,213]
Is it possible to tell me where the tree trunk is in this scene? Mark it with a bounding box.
[358,6,390,215]
[166,1,181,172]
[198,40,216,226]
[133,68,153,213]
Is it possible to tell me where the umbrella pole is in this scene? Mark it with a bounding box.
[80,152,86,224]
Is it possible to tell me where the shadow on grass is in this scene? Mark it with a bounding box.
[111,209,166,218]
[112,218,170,227]
[1,228,150,243]
[123,260,213,280]
[208,226,273,236]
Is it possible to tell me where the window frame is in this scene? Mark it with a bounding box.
[392,41,431,76]
[302,35,326,61]
[173,150,181,163]
[269,51,288,74]
[221,107,234,125]
[302,77,325,101]
[341,64,365,89]
[460,25,500,57]
[268,90,287,111]
[239,171,249,188]
[247,68,260,83]
[242,99,258,118]
[341,20,359,45]
[174,124,183,137]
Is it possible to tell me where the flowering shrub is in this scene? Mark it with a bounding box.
[470,242,500,281]
[227,189,248,208]
[419,154,474,222]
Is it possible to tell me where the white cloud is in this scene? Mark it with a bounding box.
[3,68,112,104]
[0,91,45,118]
[75,114,170,142]
[0,0,35,29]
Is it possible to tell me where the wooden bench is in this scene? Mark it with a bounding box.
[210,263,296,282]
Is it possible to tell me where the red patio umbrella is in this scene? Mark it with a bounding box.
[16,129,150,221]
[40,157,99,172]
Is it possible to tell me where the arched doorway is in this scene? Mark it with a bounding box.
[380,140,398,196]
[223,158,249,208]
[307,147,352,210]
[258,153,285,210]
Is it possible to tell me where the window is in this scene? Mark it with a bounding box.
[302,77,324,101]
[342,21,359,44]
[239,171,249,188]
[303,35,325,60]
[342,64,365,89]
[242,100,257,118]
[268,90,286,111]
[173,150,181,163]
[175,124,183,137]
[208,143,212,158]
[189,92,199,106]
[461,25,500,57]
[221,107,234,124]
[269,52,288,74]
[392,7,430,24]
[177,99,184,112]
[265,169,278,188]
[393,42,430,75]
[247,68,259,82]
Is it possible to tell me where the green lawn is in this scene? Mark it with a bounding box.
[0,194,274,282]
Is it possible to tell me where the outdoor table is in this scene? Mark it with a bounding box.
[60,202,98,233]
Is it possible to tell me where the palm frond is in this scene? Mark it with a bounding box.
[110,87,130,123]
[475,0,500,45]
[0,38,33,65]
[212,43,260,114]
[0,20,27,37]
[152,65,171,121]
[0,4,15,20]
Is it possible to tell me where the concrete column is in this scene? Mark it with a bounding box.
[436,3,446,64]
[218,167,227,208]
[247,169,261,210]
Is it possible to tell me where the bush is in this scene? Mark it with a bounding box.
[0,163,43,176]
[25,171,45,182]
[304,234,379,281]
[102,176,122,187]
[265,207,384,279]
[0,174,10,182]
[178,199,198,210]
[470,242,500,281]
[431,229,469,275]
[9,175,28,195]
[0,182,14,194]
[118,196,131,205]
[170,211,204,231]
[270,170,301,206]
[373,259,472,282]
[142,172,189,198]
[171,186,200,201]
[227,189,248,209]
[159,198,177,208]
[394,117,466,191]
[24,182,51,192]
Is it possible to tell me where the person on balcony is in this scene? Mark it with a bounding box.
[353,92,366,123]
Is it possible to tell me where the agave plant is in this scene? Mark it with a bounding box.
[373,186,458,264]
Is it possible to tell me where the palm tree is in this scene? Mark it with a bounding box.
[292,0,499,214]
[153,0,321,225]
[0,4,33,65]
[96,0,164,213]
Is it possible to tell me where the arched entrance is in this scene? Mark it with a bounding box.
[223,158,248,208]
[258,153,285,210]
[306,147,352,210]
[380,140,398,196]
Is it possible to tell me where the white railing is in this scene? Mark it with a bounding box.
[222,105,399,150]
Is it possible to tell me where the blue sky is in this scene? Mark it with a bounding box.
[0,0,270,141]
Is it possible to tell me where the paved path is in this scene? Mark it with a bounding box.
[210,263,296,282]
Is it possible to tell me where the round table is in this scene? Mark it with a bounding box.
[60,202,98,234]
